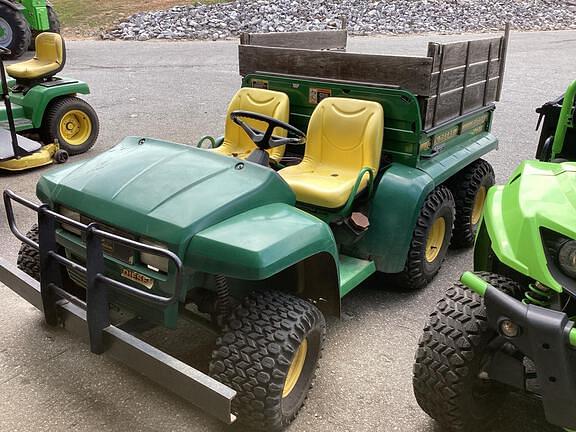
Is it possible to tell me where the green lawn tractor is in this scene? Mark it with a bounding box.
[0,0,59,60]
[0,30,508,430]
[413,80,576,431]
[0,32,98,171]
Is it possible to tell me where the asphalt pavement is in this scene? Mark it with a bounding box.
[1,30,575,432]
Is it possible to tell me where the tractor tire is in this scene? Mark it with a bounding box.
[413,272,520,432]
[210,290,326,432]
[448,159,495,249]
[0,4,32,60]
[390,185,455,290]
[41,97,99,155]
[17,225,40,281]
[29,6,61,50]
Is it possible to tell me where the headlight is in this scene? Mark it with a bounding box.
[60,207,82,235]
[140,239,169,273]
[559,240,576,279]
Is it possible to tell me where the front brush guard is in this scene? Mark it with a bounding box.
[2,190,236,424]
[462,272,576,429]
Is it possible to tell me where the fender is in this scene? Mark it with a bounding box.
[186,203,341,315]
[352,163,435,273]
[9,79,91,128]
[0,0,25,11]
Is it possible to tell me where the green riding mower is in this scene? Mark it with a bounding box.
[0,0,59,60]
[0,32,98,171]
[0,30,508,430]
[413,80,576,431]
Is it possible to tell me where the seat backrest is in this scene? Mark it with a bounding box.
[35,32,65,66]
[223,88,289,160]
[305,97,384,173]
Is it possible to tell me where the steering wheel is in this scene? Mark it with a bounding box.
[230,110,306,149]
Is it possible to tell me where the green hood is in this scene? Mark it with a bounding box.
[483,160,576,291]
[37,136,296,252]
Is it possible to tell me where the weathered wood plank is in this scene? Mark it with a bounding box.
[429,60,500,94]
[238,45,434,95]
[241,30,348,50]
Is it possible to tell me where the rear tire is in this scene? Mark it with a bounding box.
[17,225,40,281]
[448,159,495,249]
[413,272,520,432]
[390,185,455,290]
[210,290,325,432]
[0,5,31,60]
[41,97,99,155]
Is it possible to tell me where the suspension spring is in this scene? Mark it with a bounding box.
[523,282,553,307]
[214,274,231,327]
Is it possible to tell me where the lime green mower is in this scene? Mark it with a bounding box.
[0,32,99,171]
[413,80,576,431]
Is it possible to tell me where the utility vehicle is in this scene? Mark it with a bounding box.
[0,0,59,59]
[0,32,98,171]
[413,80,576,431]
[1,29,508,430]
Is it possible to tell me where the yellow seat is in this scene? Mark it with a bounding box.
[6,33,65,81]
[279,98,384,209]
[213,88,289,162]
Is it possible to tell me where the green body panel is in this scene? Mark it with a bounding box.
[477,160,576,292]
[460,271,488,296]
[338,255,375,297]
[15,0,50,31]
[351,131,497,273]
[37,136,297,253]
[0,78,90,129]
[187,203,338,280]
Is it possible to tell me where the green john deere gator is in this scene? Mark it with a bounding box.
[0,0,60,59]
[1,29,509,430]
[413,80,576,431]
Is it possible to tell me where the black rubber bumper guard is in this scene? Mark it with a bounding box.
[2,190,236,424]
[484,285,576,429]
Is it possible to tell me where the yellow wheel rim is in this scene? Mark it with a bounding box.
[425,217,446,263]
[59,110,92,146]
[471,186,487,226]
[283,339,308,398]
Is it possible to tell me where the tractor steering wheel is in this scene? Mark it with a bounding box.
[230,110,306,150]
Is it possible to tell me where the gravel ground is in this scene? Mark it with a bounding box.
[107,0,576,41]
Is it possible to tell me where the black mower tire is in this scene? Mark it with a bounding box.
[210,290,326,432]
[390,185,455,290]
[17,225,40,281]
[29,5,61,50]
[0,4,31,60]
[413,272,520,432]
[41,96,99,155]
[448,159,495,249]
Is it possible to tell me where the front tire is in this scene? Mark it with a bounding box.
[391,185,455,290]
[0,5,31,60]
[413,272,520,432]
[17,225,40,281]
[41,97,100,155]
[210,290,326,432]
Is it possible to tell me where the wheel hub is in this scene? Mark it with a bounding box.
[59,110,92,145]
[0,17,13,47]
[283,339,308,398]
[471,186,487,225]
[425,217,446,263]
